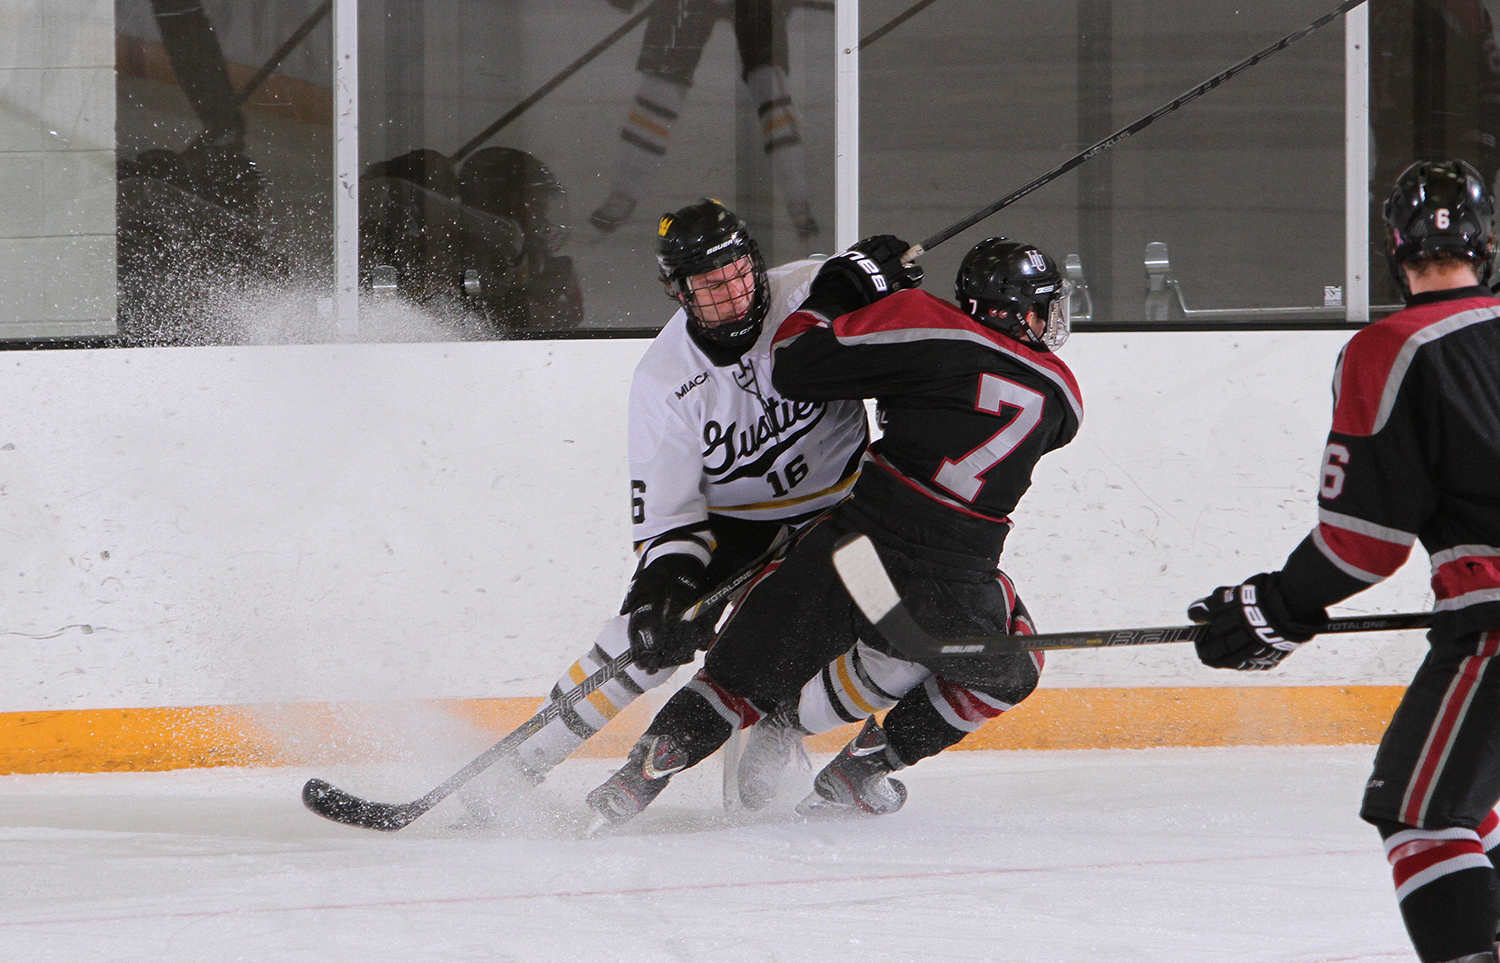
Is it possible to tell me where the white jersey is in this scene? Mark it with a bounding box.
[628,258,870,564]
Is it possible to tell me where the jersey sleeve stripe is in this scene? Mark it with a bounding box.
[1430,548,1500,610]
[770,308,828,347]
[1333,302,1500,437]
[1318,507,1418,547]
[1311,524,1410,583]
[640,533,713,567]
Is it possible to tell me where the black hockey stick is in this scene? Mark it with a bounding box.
[452,0,667,162]
[302,537,782,830]
[302,651,632,831]
[831,534,1430,659]
[451,0,921,159]
[903,0,1368,261]
[183,0,333,152]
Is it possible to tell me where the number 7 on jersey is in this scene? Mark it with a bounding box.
[932,374,1045,503]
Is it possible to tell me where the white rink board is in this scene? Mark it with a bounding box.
[0,329,1434,713]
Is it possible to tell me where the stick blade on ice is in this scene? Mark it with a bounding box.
[302,778,423,831]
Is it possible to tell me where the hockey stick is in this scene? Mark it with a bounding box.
[183,0,333,152]
[831,533,1430,659]
[903,0,1369,261]
[452,0,665,162]
[451,0,919,159]
[860,0,942,49]
[302,537,782,830]
[302,652,630,831]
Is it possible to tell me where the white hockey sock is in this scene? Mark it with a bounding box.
[512,615,678,776]
[744,65,811,217]
[795,641,930,735]
[605,75,690,202]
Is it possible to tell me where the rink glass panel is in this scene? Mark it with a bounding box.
[2,0,1495,344]
[859,0,1500,328]
[114,0,334,346]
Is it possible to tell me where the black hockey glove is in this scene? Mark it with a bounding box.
[622,554,712,673]
[1187,572,1327,671]
[811,235,924,311]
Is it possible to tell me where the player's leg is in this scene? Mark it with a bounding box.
[507,614,681,780]
[452,612,685,826]
[460,518,786,826]
[729,639,930,811]
[800,575,1042,817]
[587,517,859,827]
[590,0,716,232]
[732,0,816,238]
[1361,630,1500,963]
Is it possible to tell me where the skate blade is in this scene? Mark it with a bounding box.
[721,726,746,815]
[793,791,864,820]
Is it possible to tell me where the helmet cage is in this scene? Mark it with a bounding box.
[656,200,770,350]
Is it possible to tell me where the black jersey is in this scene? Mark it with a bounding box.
[771,288,1082,561]
[1281,286,1500,641]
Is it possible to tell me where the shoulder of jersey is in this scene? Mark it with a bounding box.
[760,258,829,342]
[1333,294,1500,436]
[634,310,714,403]
[833,289,1084,421]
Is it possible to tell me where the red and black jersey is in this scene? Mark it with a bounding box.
[1281,286,1500,640]
[771,288,1082,560]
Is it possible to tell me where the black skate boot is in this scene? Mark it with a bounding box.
[727,707,810,812]
[796,717,908,818]
[585,733,687,832]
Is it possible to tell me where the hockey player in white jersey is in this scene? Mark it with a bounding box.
[461,199,871,819]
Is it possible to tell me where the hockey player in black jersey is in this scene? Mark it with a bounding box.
[454,199,869,822]
[585,234,1082,827]
[1188,159,1500,963]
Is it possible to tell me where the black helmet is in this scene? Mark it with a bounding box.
[656,198,769,356]
[1384,159,1495,297]
[459,147,571,257]
[955,237,1070,351]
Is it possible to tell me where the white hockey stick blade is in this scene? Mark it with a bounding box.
[832,533,949,659]
[831,533,901,623]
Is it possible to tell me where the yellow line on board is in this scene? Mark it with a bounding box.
[0,686,1407,775]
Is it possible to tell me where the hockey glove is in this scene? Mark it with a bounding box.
[811,235,924,311]
[622,553,712,673]
[1187,572,1326,671]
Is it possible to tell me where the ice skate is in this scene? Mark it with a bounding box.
[589,192,637,233]
[585,733,687,831]
[796,717,908,818]
[727,708,809,812]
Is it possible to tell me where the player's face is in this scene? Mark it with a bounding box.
[686,256,757,325]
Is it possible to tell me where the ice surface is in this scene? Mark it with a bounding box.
[0,745,1414,962]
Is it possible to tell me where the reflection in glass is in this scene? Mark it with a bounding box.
[1368,0,1500,307]
[860,0,1348,325]
[357,0,833,336]
[115,0,333,345]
